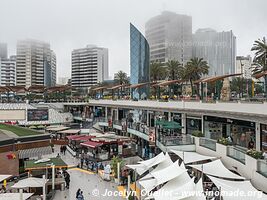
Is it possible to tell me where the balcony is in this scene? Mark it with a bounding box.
[227,146,246,164]
[258,159,267,177]
[199,138,216,151]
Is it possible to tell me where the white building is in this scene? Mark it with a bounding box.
[193,28,236,76]
[57,77,70,85]
[71,45,108,90]
[16,39,56,87]
[236,55,252,79]
[0,55,16,86]
[145,11,192,65]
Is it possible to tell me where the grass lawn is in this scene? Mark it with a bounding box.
[0,123,41,137]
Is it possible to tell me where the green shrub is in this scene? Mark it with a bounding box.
[246,149,263,159]
[110,156,124,179]
[192,130,204,137]
[217,137,229,146]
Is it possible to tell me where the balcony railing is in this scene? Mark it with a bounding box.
[227,146,246,164]
[257,159,267,177]
[159,135,194,146]
[199,138,216,151]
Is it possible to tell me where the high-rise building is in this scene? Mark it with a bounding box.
[193,28,236,76]
[0,55,16,86]
[236,55,252,79]
[71,45,108,90]
[0,43,7,60]
[145,11,192,65]
[16,39,56,87]
[130,23,150,99]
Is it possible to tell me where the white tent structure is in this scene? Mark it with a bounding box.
[208,176,267,200]
[127,152,168,175]
[171,150,216,164]
[0,174,12,182]
[12,177,48,188]
[189,159,245,180]
[139,161,187,193]
[140,153,173,180]
[0,193,33,200]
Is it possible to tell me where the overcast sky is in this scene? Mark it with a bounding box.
[0,0,266,80]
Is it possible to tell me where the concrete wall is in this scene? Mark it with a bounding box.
[0,151,19,176]
[0,110,25,120]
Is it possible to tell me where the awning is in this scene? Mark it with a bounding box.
[24,157,68,170]
[80,140,103,148]
[171,150,217,164]
[58,129,80,134]
[139,161,187,193]
[0,193,34,200]
[72,135,95,141]
[46,126,70,132]
[189,159,245,180]
[12,177,48,188]
[138,152,166,167]
[140,153,173,180]
[19,146,52,159]
[208,175,267,200]
[66,134,84,140]
[0,174,12,182]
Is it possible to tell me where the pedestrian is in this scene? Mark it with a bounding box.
[76,188,81,199]
[63,146,66,155]
[64,171,70,189]
[80,157,84,169]
[60,146,63,154]
[77,191,84,200]
[85,158,89,170]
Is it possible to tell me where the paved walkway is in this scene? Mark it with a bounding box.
[48,146,124,200]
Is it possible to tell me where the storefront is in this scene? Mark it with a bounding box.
[186,116,202,135]
[171,113,182,125]
[261,124,267,151]
[204,116,255,148]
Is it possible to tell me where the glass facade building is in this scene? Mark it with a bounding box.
[130,23,150,99]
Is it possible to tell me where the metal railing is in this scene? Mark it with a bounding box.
[227,146,246,164]
[159,135,194,146]
[199,138,217,151]
[257,159,267,177]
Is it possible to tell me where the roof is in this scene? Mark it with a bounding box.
[126,82,149,89]
[24,158,68,170]
[46,126,70,132]
[155,120,183,129]
[253,70,267,79]
[58,129,80,134]
[194,73,242,84]
[0,193,34,200]
[66,134,85,140]
[11,177,48,188]
[171,150,217,164]
[154,80,184,87]
[19,146,52,159]
[91,86,107,91]
[72,135,95,141]
[0,174,12,182]
[80,140,103,148]
[108,84,127,90]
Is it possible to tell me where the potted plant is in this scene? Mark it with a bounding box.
[192,130,204,137]
[246,149,263,159]
[111,156,124,184]
[217,137,230,146]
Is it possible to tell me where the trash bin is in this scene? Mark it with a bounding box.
[61,183,65,191]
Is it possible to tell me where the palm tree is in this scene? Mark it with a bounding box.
[166,60,182,80]
[114,70,129,99]
[150,61,166,82]
[114,70,129,85]
[184,57,209,96]
[251,37,267,96]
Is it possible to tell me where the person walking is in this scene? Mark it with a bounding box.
[77,191,84,200]
[76,188,81,199]
[80,157,84,169]
[64,171,70,189]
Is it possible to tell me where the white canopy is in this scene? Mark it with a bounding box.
[189,159,245,180]
[12,177,48,188]
[127,152,168,175]
[208,176,267,200]
[139,161,187,192]
[171,150,216,164]
[0,174,12,182]
[0,193,33,200]
[138,152,166,167]
[140,153,173,181]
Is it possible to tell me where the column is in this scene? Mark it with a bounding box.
[105,107,108,120]
[168,112,172,122]
[201,115,204,134]
[147,111,150,126]
[255,122,261,151]
[181,113,186,134]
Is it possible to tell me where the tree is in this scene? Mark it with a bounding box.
[184,57,209,96]
[166,60,183,80]
[114,70,129,99]
[150,61,166,82]
[251,37,267,97]
[114,70,129,85]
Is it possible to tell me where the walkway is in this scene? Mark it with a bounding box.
[48,146,124,200]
